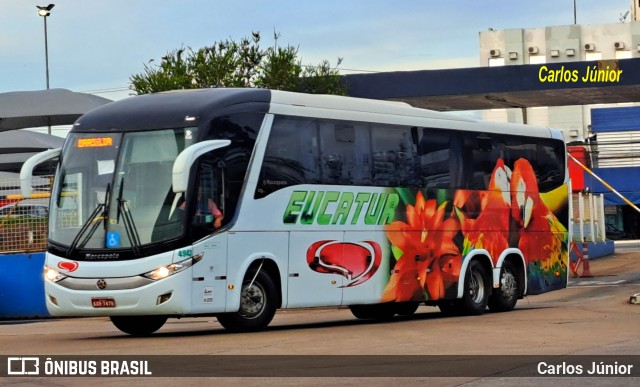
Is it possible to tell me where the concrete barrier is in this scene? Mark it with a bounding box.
[0,252,49,319]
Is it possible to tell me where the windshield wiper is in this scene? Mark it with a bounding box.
[116,177,142,256]
[66,183,111,257]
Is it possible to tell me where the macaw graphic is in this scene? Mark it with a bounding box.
[306,240,382,288]
[382,192,461,302]
[510,158,568,293]
[454,158,512,265]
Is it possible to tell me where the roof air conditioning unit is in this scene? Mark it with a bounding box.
[528,46,539,54]
[489,49,501,57]
[584,43,595,51]
[614,41,625,50]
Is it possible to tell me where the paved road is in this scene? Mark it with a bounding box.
[1,250,639,386]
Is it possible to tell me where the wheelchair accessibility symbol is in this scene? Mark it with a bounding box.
[106,232,120,248]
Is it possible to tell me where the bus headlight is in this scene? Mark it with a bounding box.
[142,254,203,281]
[44,266,68,283]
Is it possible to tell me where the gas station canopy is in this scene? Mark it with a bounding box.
[345,58,640,111]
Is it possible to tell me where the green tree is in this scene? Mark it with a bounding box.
[130,31,346,95]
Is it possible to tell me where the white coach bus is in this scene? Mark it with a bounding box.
[21,88,570,335]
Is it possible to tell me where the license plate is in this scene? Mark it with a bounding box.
[91,298,116,308]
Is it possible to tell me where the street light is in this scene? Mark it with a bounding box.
[36,4,55,90]
[37,4,54,135]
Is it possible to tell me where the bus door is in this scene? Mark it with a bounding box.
[189,162,229,313]
[190,235,228,313]
[286,232,344,308]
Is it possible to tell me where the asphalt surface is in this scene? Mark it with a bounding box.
[1,241,639,386]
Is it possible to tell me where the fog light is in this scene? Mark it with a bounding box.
[157,292,172,305]
[48,295,58,306]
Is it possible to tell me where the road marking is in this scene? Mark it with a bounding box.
[569,279,626,287]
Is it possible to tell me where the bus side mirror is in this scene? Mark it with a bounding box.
[172,140,231,193]
[20,148,61,198]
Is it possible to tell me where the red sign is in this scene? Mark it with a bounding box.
[57,261,79,272]
[568,146,586,192]
[306,240,382,287]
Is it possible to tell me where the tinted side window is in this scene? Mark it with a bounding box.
[256,116,565,197]
[257,116,373,197]
[417,129,456,189]
[536,139,565,192]
[320,121,371,186]
[371,125,419,187]
[256,117,321,198]
[503,136,564,192]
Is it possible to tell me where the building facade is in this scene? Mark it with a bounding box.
[479,20,640,239]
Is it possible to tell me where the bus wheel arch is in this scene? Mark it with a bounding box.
[217,259,280,332]
[440,254,492,316]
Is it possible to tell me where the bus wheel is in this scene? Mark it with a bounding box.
[110,316,167,336]
[438,300,465,316]
[217,269,277,332]
[394,301,420,316]
[488,261,519,312]
[349,303,396,320]
[460,260,490,315]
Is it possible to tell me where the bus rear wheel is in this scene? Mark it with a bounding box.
[438,300,465,316]
[216,269,277,332]
[488,261,519,312]
[460,260,490,315]
[110,315,167,336]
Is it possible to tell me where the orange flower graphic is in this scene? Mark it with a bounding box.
[383,192,461,302]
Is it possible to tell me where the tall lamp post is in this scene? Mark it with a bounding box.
[37,4,55,134]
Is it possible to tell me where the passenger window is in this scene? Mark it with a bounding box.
[371,125,419,187]
[256,117,320,198]
[319,122,371,185]
[417,129,455,189]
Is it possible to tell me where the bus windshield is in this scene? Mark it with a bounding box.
[49,128,198,252]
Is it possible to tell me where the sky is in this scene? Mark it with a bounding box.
[1,0,633,103]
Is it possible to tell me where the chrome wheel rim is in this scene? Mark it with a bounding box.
[239,281,266,319]
[501,270,517,302]
[469,271,485,304]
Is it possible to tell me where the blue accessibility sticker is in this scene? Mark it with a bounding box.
[106,231,121,248]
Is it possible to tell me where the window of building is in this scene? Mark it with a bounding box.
[615,50,632,59]
[529,55,546,64]
[585,52,602,61]
[488,57,505,67]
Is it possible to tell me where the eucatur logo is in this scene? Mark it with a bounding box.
[306,240,382,287]
[57,261,79,272]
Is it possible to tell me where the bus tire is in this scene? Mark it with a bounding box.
[110,315,167,336]
[488,261,519,312]
[460,260,490,315]
[216,269,277,332]
[438,300,465,316]
[394,301,420,316]
[349,303,396,320]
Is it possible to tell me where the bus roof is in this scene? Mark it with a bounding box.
[73,88,559,140]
